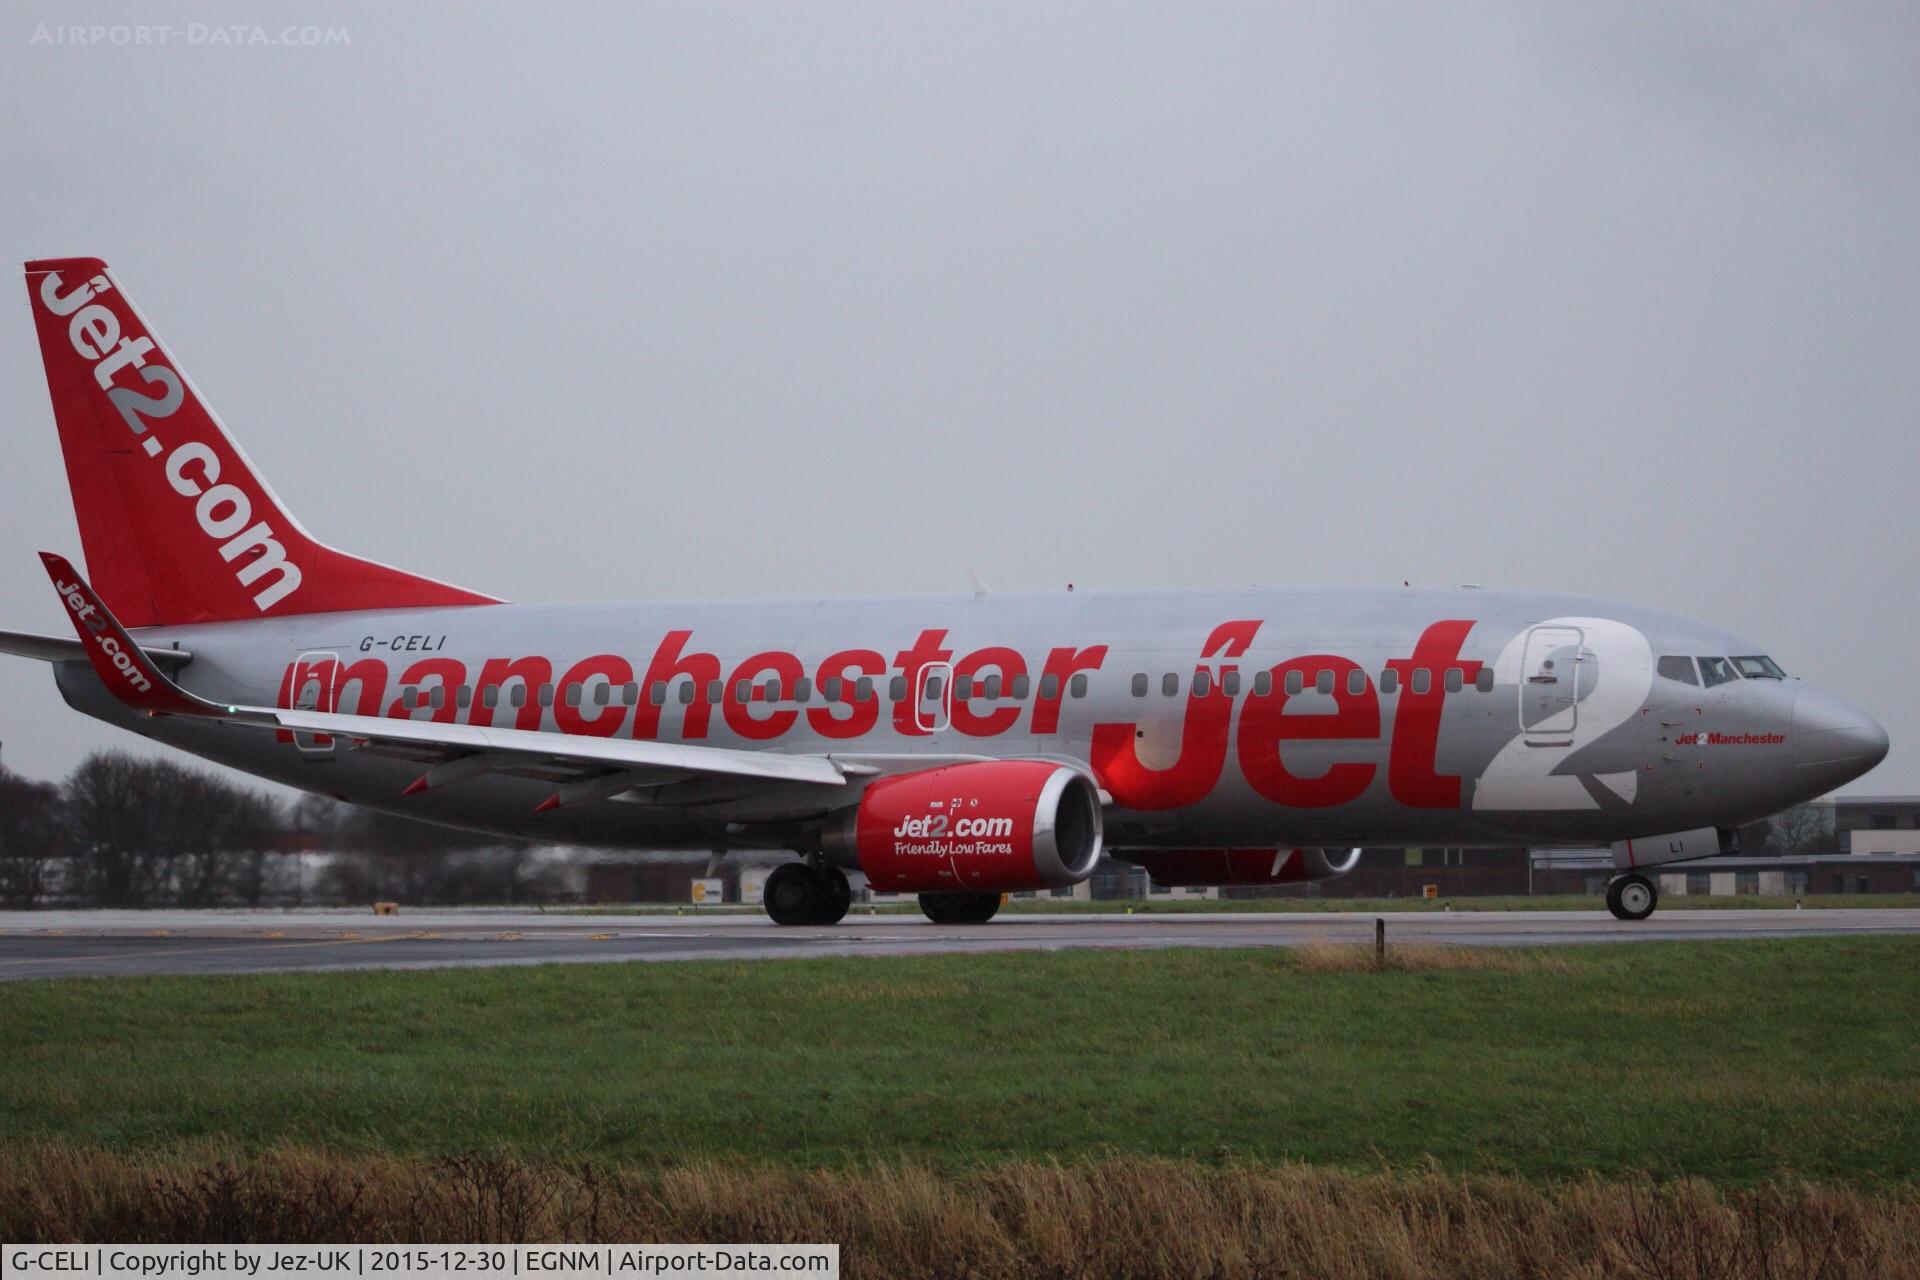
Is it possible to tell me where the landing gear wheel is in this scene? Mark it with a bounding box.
[1606,873,1658,922]
[765,863,823,926]
[815,865,852,926]
[918,891,1002,925]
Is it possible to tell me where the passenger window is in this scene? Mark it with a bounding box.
[564,684,582,708]
[823,676,843,701]
[1347,669,1365,696]
[1253,670,1272,697]
[429,686,445,710]
[1475,668,1494,693]
[983,674,1002,699]
[1315,670,1334,695]
[650,681,667,706]
[1162,673,1180,697]
[510,684,527,708]
[1130,673,1146,698]
[794,677,812,703]
[457,685,472,709]
[1657,656,1700,687]
[923,675,943,699]
[1011,674,1030,699]
[735,680,752,703]
[760,680,779,702]
[1380,669,1398,695]
[400,687,417,710]
[706,681,722,705]
[1070,673,1088,699]
[1444,668,1462,693]
[623,682,639,705]
[855,676,874,703]
[1193,671,1212,697]
[482,685,499,709]
[889,675,906,702]
[592,683,609,706]
[1698,657,1740,688]
[678,681,695,705]
[1411,669,1431,695]
[1284,670,1303,697]
[1223,671,1241,696]
[538,684,554,708]
[954,675,973,699]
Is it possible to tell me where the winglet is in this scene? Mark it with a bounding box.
[39,551,227,717]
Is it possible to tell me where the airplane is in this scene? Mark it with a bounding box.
[3,257,1891,925]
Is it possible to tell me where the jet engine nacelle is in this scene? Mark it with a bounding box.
[822,760,1103,894]
[1119,846,1364,887]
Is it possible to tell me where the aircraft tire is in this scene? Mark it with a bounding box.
[1606,873,1657,922]
[765,862,823,926]
[918,891,1002,925]
[814,865,853,925]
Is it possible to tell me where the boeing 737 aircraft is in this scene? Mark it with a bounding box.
[4,258,1890,924]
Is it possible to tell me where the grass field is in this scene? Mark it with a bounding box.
[4,937,1917,1186]
[6,1148,1918,1276]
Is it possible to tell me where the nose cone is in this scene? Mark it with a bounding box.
[1792,686,1891,791]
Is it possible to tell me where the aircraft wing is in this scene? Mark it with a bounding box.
[37,552,851,803]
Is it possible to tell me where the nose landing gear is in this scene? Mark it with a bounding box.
[1606,872,1658,921]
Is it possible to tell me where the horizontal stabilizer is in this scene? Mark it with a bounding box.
[0,626,191,670]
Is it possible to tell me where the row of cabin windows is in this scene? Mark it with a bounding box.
[395,666,1506,712]
[1129,666,1495,699]
[397,671,1095,712]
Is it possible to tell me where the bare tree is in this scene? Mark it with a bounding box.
[0,766,69,908]
[63,751,283,905]
[64,752,164,906]
[1766,802,1836,856]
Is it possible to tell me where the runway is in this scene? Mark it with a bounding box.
[0,906,1915,980]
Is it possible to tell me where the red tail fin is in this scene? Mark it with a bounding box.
[24,258,499,627]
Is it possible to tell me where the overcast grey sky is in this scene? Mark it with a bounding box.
[2,2,1916,793]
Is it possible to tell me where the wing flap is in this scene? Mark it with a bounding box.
[277,708,847,787]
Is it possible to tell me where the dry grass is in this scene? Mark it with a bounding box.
[1289,940,1585,974]
[2,1146,1916,1278]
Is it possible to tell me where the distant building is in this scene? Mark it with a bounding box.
[1836,796,1920,855]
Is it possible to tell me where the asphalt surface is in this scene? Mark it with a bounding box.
[0,906,1914,980]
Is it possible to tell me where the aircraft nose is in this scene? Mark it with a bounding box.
[1791,686,1891,789]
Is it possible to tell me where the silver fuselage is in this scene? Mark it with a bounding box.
[53,583,1888,855]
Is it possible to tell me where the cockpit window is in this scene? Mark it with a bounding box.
[1657,656,1699,686]
[1698,657,1740,687]
[1733,655,1787,680]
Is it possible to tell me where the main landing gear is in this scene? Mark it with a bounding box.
[917,892,1002,925]
[1606,872,1658,922]
[764,862,852,926]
